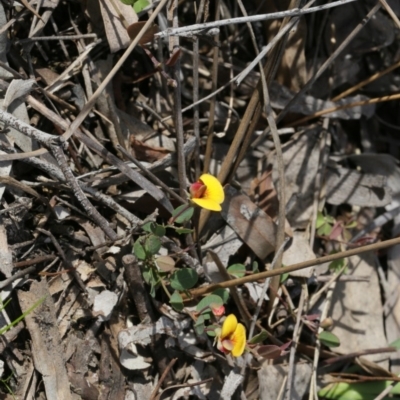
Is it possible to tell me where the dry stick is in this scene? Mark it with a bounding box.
[60,0,169,142]
[0,142,141,226]
[116,145,186,204]
[0,109,119,239]
[122,254,156,322]
[17,33,98,43]
[27,95,173,213]
[202,0,220,174]
[286,283,307,400]
[208,250,252,327]
[168,0,187,199]
[36,228,87,292]
[14,255,57,268]
[379,0,400,29]
[0,266,37,290]
[235,0,292,318]
[332,58,400,102]
[192,0,207,178]
[309,123,330,250]
[309,262,342,400]
[248,239,288,340]
[198,0,311,234]
[122,254,174,388]
[275,2,381,126]
[289,92,400,127]
[149,358,178,400]
[250,0,301,311]
[0,108,56,144]
[49,143,117,240]
[235,2,311,86]
[260,71,286,311]
[78,136,197,190]
[155,0,357,38]
[157,378,214,400]
[184,236,400,299]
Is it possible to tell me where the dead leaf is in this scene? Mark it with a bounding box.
[127,21,159,45]
[258,362,312,400]
[93,290,118,321]
[3,79,35,110]
[268,128,324,229]
[18,279,74,400]
[99,0,138,52]
[329,253,388,366]
[130,136,171,162]
[221,185,278,260]
[325,164,391,207]
[282,231,315,278]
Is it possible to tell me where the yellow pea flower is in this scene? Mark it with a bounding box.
[216,314,246,357]
[190,173,224,212]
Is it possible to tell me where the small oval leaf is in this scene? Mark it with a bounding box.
[152,224,166,237]
[145,235,161,255]
[170,268,198,291]
[155,255,175,272]
[170,291,184,312]
[227,263,246,278]
[212,289,230,304]
[248,330,268,345]
[133,239,146,260]
[196,294,223,313]
[318,331,341,348]
[172,205,194,224]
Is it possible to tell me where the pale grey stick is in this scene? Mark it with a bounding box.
[156,0,357,38]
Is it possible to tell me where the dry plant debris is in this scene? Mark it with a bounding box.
[1,0,400,399]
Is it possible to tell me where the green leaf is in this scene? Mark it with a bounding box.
[194,314,205,335]
[145,235,161,255]
[212,289,229,304]
[316,212,326,229]
[141,221,156,233]
[149,282,157,298]
[142,265,156,286]
[119,0,134,5]
[318,223,333,236]
[346,220,357,229]
[252,261,259,273]
[318,331,340,348]
[175,227,194,234]
[196,294,223,313]
[248,330,268,345]
[171,205,194,224]
[329,257,345,273]
[280,272,289,283]
[0,298,12,313]
[206,325,219,337]
[390,337,400,350]
[133,0,149,13]
[170,268,198,291]
[318,381,400,400]
[152,224,166,237]
[227,263,246,278]
[133,239,147,260]
[170,291,184,312]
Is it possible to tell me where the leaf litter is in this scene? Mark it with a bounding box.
[0,0,400,399]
